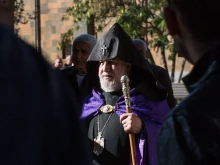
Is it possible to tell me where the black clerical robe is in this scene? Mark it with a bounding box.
[88,91,130,165]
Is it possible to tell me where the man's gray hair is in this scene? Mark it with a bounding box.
[132,39,147,55]
[73,34,97,51]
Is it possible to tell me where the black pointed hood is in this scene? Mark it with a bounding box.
[87,23,167,101]
[88,23,152,71]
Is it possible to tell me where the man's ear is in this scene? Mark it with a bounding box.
[163,7,180,36]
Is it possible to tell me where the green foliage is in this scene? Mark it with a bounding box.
[58,0,119,50]
[14,0,28,25]
[59,0,176,59]
[116,0,176,59]
[14,0,35,35]
[57,28,74,51]
[116,3,148,39]
[62,0,118,32]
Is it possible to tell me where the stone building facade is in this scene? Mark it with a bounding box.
[18,0,74,63]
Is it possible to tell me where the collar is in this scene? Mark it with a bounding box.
[183,46,220,93]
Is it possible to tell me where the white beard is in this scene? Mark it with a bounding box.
[99,72,122,92]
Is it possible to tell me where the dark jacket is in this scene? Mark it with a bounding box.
[157,47,220,165]
[149,63,177,109]
[61,66,92,108]
[0,25,91,165]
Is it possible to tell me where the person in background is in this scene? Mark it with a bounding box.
[54,57,63,69]
[132,39,177,109]
[61,34,97,108]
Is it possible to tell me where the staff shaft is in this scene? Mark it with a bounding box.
[126,107,137,165]
[121,75,137,165]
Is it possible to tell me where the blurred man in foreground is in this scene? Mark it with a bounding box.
[0,24,91,165]
[157,0,220,165]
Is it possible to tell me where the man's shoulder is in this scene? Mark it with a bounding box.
[60,66,78,76]
[0,25,14,38]
[0,25,52,73]
[164,90,220,126]
[158,107,220,165]
[61,66,75,72]
[149,63,168,73]
[149,63,170,82]
[161,98,220,144]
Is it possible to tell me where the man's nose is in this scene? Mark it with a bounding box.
[73,53,81,62]
[74,51,83,59]
[102,61,110,72]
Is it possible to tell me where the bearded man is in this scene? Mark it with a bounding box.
[81,23,170,165]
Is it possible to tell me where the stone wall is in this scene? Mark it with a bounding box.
[18,0,73,64]
[18,0,35,46]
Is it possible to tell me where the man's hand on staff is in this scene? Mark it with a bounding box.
[120,113,142,134]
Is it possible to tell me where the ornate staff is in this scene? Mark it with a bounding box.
[121,75,137,165]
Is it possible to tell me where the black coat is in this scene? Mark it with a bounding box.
[61,66,93,108]
[157,47,220,165]
[149,63,177,109]
[0,25,91,165]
